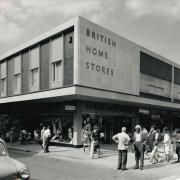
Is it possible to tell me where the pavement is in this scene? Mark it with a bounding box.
[6,141,179,170]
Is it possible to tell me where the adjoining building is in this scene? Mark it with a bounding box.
[0,16,180,147]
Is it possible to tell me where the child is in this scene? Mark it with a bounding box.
[149,142,162,163]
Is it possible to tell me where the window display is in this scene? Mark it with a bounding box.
[49,115,73,144]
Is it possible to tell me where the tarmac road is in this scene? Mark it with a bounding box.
[9,149,180,180]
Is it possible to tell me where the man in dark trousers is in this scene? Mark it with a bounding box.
[43,126,51,153]
[112,127,130,170]
[133,125,146,170]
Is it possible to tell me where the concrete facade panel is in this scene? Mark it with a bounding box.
[64,30,74,86]
[140,73,171,97]
[78,17,140,95]
[173,84,180,100]
[40,41,50,91]
[7,58,13,96]
[22,51,29,94]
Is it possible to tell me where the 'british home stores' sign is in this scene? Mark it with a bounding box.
[78,18,140,96]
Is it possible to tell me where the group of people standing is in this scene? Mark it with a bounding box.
[112,124,180,171]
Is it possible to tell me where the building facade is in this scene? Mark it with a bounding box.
[0,17,180,147]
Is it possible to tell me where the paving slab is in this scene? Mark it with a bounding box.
[7,142,178,170]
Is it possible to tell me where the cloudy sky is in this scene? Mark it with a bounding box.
[0,0,180,64]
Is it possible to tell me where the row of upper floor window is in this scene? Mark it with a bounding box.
[0,35,65,97]
[140,52,180,85]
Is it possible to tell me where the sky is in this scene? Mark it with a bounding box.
[0,0,180,64]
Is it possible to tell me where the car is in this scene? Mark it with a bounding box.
[0,138,30,180]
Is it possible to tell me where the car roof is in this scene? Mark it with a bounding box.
[0,138,6,145]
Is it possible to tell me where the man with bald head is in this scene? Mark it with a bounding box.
[112,127,130,170]
[133,125,146,170]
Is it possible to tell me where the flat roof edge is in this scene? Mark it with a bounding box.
[0,16,79,61]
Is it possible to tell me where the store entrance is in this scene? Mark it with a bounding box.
[102,115,132,144]
[82,114,133,144]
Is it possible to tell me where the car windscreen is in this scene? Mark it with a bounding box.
[0,142,7,156]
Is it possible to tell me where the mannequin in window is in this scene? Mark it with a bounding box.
[57,120,63,141]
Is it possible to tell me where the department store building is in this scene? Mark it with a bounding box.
[0,16,180,147]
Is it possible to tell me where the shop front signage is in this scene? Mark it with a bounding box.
[139,109,150,115]
[65,105,76,111]
[78,18,140,95]
[84,102,136,115]
[151,114,160,119]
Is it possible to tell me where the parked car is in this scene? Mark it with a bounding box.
[0,138,30,180]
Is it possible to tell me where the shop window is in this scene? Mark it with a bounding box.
[31,68,39,86]
[41,115,73,144]
[52,60,62,82]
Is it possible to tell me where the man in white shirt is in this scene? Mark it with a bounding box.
[43,126,51,153]
[112,127,130,170]
[133,125,146,170]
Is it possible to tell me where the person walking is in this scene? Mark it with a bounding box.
[20,129,27,145]
[41,126,46,149]
[43,126,51,153]
[163,127,171,163]
[133,125,146,170]
[172,129,180,162]
[148,125,159,152]
[81,126,91,152]
[90,125,100,159]
[9,127,14,145]
[149,142,162,163]
[112,127,130,170]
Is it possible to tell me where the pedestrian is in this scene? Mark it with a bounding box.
[163,127,171,163]
[27,131,32,142]
[148,125,159,152]
[43,126,51,153]
[9,127,14,145]
[133,125,146,170]
[20,129,27,145]
[41,126,46,149]
[149,142,162,163]
[34,130,40,143]
[112,127,130,170]
[81,126,91,152]
[90,125,100,159]
[172,129,180,162]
